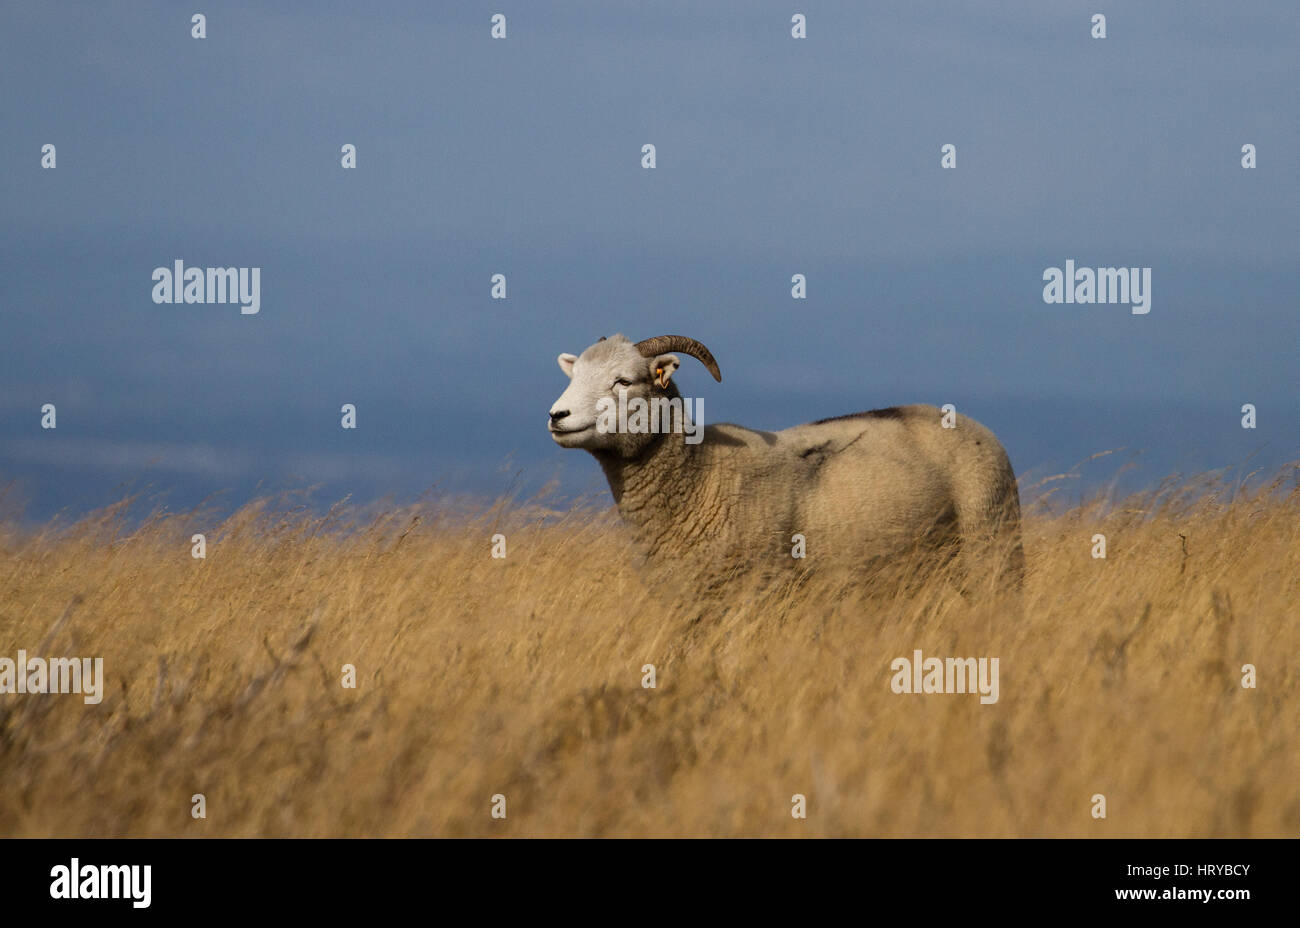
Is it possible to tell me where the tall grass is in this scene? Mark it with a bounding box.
[0,466,1296,837]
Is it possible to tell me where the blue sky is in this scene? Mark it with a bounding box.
[2,2,1297,521]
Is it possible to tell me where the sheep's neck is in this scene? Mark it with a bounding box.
[594,435,712,557]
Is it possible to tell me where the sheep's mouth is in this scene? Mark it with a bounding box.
[549,423,595,436]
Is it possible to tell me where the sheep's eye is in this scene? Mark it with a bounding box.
[612,377,633,388]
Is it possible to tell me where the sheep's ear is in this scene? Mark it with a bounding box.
[650,353,680,389]
[557,353,578,378]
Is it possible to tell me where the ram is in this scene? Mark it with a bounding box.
[548,334,1024,589]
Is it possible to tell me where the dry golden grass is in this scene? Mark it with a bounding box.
[1,465,1297,838]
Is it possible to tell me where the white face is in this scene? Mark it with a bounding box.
[548,335,679,455]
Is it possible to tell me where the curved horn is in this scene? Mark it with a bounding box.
[634,335,722,382]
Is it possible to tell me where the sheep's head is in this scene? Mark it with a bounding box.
[548,333,721,455]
